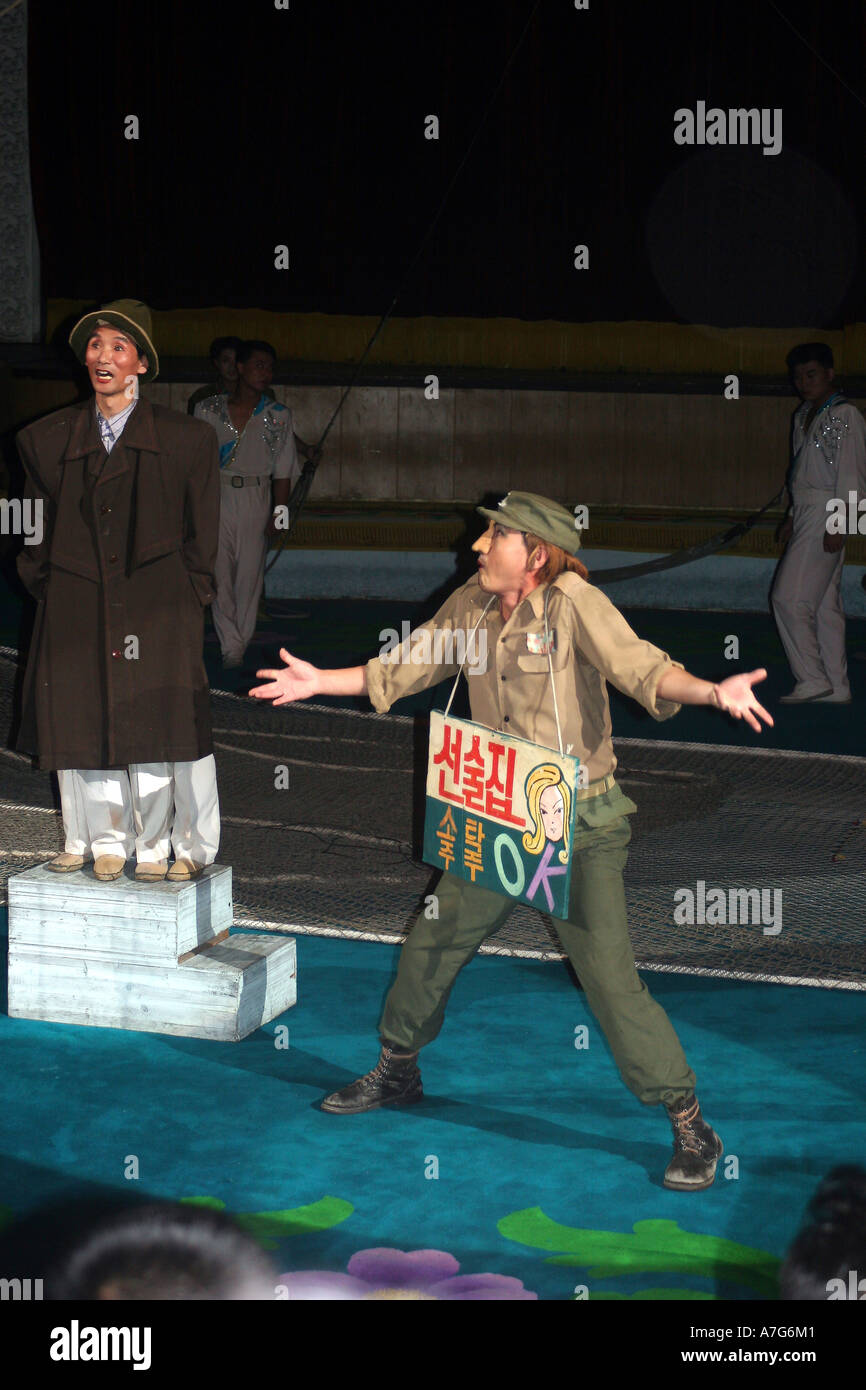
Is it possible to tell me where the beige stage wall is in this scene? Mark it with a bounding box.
[6,371,864,515]
[8,304,863,514]
[141,380,860,515]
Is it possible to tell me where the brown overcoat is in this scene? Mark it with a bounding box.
[16,398,220,770]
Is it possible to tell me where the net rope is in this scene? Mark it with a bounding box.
[0,652,863,991]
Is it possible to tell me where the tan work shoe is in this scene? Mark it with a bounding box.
[93,855,126,881]
[166,859,205,882]
[135,861,169,881]
[46,852,88,873]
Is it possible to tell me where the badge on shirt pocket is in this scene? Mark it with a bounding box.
[526,629,556,656]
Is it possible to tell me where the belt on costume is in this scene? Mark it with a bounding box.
[576,771,616,801]
[221,472,271,488]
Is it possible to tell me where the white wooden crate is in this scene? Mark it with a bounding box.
[6,864,297,1041]
[8,933,297,1042]
[8,863,234,964]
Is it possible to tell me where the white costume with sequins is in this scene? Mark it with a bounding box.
[771,394,866,697]
[195,393,300,663]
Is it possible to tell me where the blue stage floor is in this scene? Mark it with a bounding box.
[2,921,864,1300]
[2,588,864,1300]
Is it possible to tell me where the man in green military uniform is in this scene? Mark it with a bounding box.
[251,493,773,1191]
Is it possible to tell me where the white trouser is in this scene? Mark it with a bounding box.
[57,756,220,864]
[771,492,849,695]
[213,479,271,661]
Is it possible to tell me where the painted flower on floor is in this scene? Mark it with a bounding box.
[277,1248,537,1300]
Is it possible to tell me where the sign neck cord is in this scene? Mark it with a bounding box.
[441,586,565,757]
[543,585,564,756]
[443,595,496,719]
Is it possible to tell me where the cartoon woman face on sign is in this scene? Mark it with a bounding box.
[539,784,565,842]
[522,764,572,867]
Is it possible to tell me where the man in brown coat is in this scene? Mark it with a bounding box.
[16,300,221,882]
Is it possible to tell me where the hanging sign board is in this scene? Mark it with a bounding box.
[422,711,582,917]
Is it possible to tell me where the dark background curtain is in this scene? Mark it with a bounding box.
[27,0,866,327]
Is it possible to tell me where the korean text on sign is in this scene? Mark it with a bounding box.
[432,721,526,828]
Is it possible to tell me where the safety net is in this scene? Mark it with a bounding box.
[0,650,863,991]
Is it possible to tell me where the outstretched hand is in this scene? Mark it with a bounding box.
[712,668,773,732]
[249,648,319,707]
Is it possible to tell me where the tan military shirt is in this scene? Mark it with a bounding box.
[366,571,684,827]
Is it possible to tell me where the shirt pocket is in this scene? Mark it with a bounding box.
[515,641,570,675]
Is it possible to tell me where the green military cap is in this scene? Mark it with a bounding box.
[476,491,583,554]
[68,299,159,382]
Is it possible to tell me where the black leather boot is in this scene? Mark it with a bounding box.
[320,1045,423,1114]
[663,1094,723,1191]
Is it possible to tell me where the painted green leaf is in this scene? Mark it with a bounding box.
[499,1208,780,1298]
[181,1195,354,1250]
[583,1289,717,1301]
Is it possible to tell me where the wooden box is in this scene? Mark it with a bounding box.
[7,864,297,1041]
[8,863,234,964]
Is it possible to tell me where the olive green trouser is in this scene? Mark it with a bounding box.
[379,816,696,1107]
